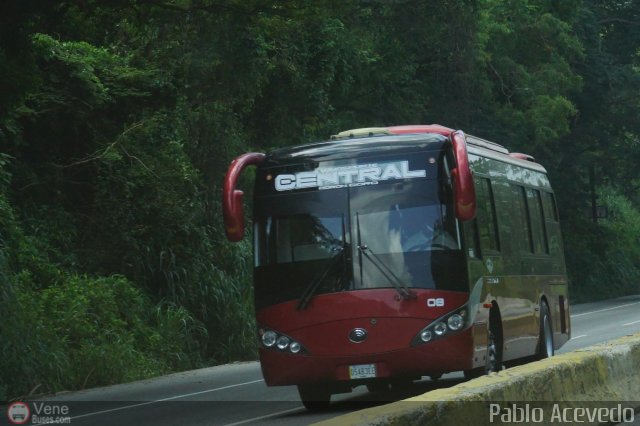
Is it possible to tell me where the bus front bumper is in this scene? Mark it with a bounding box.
[259,328,475,386]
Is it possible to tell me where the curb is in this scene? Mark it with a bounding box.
[312,333,640,426]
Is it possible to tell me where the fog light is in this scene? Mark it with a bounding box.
[448,314,464,331]
[289,341,301,353]
[262,330,277,347]
[276,335,290,350]
[434,322,447,336]
[420,330,433,342]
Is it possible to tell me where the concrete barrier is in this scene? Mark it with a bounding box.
[313,333,640,426]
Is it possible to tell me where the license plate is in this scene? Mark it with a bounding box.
[349,364,377,379]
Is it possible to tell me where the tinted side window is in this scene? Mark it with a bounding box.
[526,188,549,254]
[542,192,559,222]
[511,184,533,253]
[464,220,481,259]
[542,191,563,256]
[492,182,518,255]
[475,177,500,253]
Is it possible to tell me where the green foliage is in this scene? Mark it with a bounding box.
[0,272,206,400]
[1,0,640,399]
[565,188,640,302]
[475,0,583,152]
[0,177,207,399]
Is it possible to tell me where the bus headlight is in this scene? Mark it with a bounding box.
[434,322,447,336]
[289,341,301,353]
[262,330,277,347]
[420,330,433,342]
[448,314,464,331]
[276,336,290,350]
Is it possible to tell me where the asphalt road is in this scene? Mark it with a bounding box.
[11,294,640,426]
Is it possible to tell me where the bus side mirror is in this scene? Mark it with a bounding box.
[450,131,476,221]
[223,152,266,242]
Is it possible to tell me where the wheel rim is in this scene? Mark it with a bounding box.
[543,314,554,357]
[485,331,499,373]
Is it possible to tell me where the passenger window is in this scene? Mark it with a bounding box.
[475,177,500,253]
[511,185,533,253]
[526,188,549,254]
[542,192,559,222]
[464,220,481,258]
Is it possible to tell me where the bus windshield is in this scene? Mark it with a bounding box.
[253,161,468,309]
[351,181,464,292]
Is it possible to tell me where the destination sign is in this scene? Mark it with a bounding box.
[274,160,426,191]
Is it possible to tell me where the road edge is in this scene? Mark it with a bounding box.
[312,332,640,426]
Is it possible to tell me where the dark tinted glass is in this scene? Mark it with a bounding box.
[527,188,549,254]
[542,192,558,222]
[253,153,468,308]
[350,180,464,292]
[255,214,344,265]
[512,184,533,253]
[475,177,500,252]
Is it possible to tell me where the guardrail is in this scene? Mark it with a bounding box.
[313,333,640,426]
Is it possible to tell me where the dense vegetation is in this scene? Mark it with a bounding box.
[1,0,639,399]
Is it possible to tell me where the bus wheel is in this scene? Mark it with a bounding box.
[464,315,503,379]
[297,384,331,411]
[537,302,554,359]
[484,331,502,374]
[485,310,503,374]
[429,373,443,381]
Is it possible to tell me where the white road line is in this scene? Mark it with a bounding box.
[222,407,304,426]
[571,301,640,318]
[63,379,265,422]
[41,299,640,425]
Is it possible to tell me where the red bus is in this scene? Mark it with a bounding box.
[223,125,570,410]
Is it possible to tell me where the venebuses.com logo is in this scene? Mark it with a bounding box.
[6,401,71,425]
[6,402,30,425]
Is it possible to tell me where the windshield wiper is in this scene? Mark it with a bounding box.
[297,246,345,310]
[355,213,415,300]
[358,245,415,300]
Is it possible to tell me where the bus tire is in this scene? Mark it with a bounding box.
[485,309,503,374]
[537,302,554,359]
[464,311,503,379]
[297,384,331,411]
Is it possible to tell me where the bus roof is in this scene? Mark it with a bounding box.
[264,133,448,165]
[264,126,546,173]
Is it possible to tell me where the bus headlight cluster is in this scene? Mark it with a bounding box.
[259,328,307,354]
[412,306,469,346]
